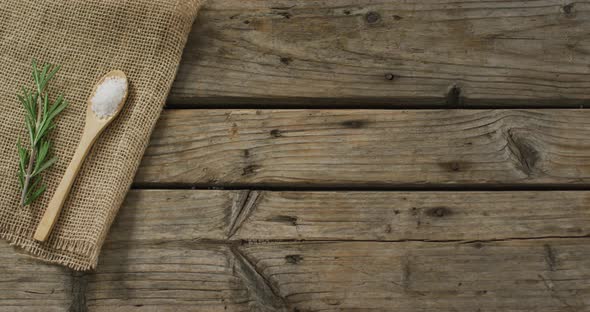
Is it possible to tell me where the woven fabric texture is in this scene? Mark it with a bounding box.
[0,0,201,270]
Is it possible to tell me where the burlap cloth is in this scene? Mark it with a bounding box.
[0,0,202,270]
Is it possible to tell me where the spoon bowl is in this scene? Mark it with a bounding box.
[87,70,127,124]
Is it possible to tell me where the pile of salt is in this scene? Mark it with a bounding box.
[90,77,127,118]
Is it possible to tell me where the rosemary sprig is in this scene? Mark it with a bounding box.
[17,60,68,206]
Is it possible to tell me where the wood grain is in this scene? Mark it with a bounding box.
[136,109,590,186]
[0,241,73,312]
[87,190,590,311]
[89,190,286,311]
[170,0,590,106]
[86,242,251,312]
[232,191,590,241]
[238,239,590,311]
[112,190,590,242]
[107,190,237,242]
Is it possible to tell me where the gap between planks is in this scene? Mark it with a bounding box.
[164,85,588,109]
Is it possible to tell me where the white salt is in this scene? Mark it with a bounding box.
[91,77,127,119]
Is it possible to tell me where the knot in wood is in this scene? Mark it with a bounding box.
[365,11,381,24]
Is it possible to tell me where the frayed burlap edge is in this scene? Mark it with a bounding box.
[1,230,95,271]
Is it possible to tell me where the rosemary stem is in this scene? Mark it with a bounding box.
[20,93,43,206]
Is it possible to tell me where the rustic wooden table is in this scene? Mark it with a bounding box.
[4,1,590,311]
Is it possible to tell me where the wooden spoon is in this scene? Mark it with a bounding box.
[34,70,128,242]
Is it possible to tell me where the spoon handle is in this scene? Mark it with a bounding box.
[34,127,99,241]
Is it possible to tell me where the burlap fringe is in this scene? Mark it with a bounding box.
[0,223,96,271]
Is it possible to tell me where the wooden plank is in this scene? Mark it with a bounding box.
[170,0,590,106]
[0,241,73,312]
[232,191,590,241]
[116,190,590,242]
[135,109,590,186]
[94,190,590,310]
[238,239,590,311]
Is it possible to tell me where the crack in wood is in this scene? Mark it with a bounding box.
[127,233,590,246]
[102,234,590,250]
[458,234,590,246]
[228,190,250,236]
[228,190,262,239]
[544,244,558,272]
[401,257,411,290]
[230,245,289,311]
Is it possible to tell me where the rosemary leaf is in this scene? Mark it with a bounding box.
[17,59,68,206]
[25,183,46,206]
[32,155,58,177]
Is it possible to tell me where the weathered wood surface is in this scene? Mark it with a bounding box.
[88,239,590,311]
[4,1,590,311]
[106,190,232,242]
[230,191,590,241]
[170,0,590,106]
[136,109,590,186]
[5,190,590,310]
[92,190,590,311]
[109,190,590,242]
[86,242,253,312]
[0,241,73,312]
[239,239,590,311]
